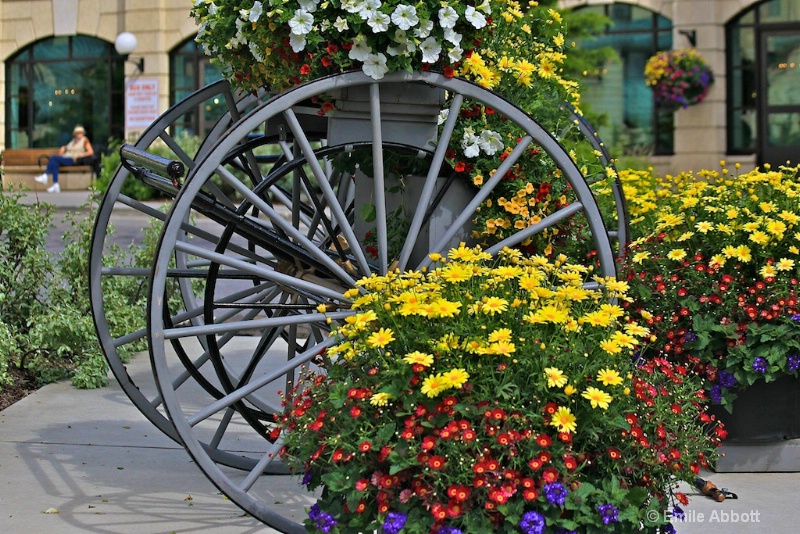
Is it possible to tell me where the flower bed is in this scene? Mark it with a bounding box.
[277,246,720,533]
[619,164,800,410]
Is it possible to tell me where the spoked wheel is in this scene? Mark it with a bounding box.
[89,79,271,452]
[147,71,617,531]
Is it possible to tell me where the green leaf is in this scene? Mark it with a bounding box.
[361,203,377,223]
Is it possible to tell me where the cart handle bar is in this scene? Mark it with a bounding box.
[120,144,185,189]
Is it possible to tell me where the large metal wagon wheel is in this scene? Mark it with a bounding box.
[89,79,276,461]
[146,71,618,531]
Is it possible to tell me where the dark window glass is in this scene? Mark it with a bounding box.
[169,37,224,140]
[577,3,674,156]
[726,0,800,154]
[5,35,124,148]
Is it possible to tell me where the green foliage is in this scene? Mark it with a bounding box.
[0,190,154,394]
[0,191,54,329]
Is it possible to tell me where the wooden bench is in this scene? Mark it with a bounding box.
[1,148,96,191]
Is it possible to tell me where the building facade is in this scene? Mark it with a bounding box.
[1,0,798,173]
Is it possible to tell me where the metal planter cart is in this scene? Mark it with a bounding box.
[90,70,629,532]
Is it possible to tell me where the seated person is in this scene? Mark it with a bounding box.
[34,125,94,193]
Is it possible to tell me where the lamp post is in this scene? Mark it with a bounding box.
[115,32,145,73]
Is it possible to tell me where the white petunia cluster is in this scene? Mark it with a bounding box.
[462,128,505,158]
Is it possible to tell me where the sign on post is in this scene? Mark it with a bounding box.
[125,78,159,133]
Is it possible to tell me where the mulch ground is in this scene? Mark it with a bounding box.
[0,367,38,411]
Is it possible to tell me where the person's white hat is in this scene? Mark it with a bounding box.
[73,125,85,135]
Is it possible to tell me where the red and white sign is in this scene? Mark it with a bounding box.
[125,78,159,131]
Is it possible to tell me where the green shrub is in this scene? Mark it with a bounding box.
[0,190,155,393]
[0,191,54,329]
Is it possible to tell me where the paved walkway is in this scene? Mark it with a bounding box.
[2,188,799,533]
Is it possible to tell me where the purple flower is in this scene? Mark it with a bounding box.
[718,370,737,388]
[438,527,463,534]
[382,511,407,534]
[672,505,686,521]
[301,469,314,488]
[710,384,723,404]
[752,357,768,374]
[789,354,800,373]
[544,482,568,506]
[597,503,620,525]
[308,503,337,533]
[791,313,800,322]
[682,331,697,343]
[663,524,677,534]
[519,510,546,534]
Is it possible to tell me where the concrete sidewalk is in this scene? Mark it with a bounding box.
[0,351,273,534]
[1,347,798,534]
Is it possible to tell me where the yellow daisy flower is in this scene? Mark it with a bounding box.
[550,406,577,433]
[370,392,394,406]
[597,368,624,386]
[544,367,568,388]
[420,373,449,398]
[402,351,434,367]
[442,368,469,389]
[481,297,509,315]
[582,387,613,409]
[366,327,395,349]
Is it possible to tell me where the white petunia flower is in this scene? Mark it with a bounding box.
[358,0,382,20]
[419,36,442,63]
[334,16,350,31]
[393,29,416,53]
[249,1,263,21]
[476,0,492,14]
[249,42,265,62]
[462,128,481,158]
[362,52,389,79]
[342,0,361,13]
[289,33,307,52]
[447,45,463,63]
[463,140,481,158]
[208,2,217,15]
[438,108,449,125]
[349,34,373,61]
[288,9,314,35]
[438,6,458,28]
[368,11,391,33]
[298,0,319,12]
[478,130,504,155]
[391,5,419,30]
[443,28,462,45]
[464,6,486,29]
[414,19,433,39]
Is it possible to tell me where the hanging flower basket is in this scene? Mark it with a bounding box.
[191,0,499,92]
[644,49,715,110]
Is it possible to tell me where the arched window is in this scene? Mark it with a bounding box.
[170,38,224,139]
[575,3,673,156]
[727,0,800,161]
[5,35,124,148]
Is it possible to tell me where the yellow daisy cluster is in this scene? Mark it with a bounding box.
[621,163,800,284]
[333,245,650,374]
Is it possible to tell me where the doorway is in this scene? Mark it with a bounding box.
[758,26,800,167]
